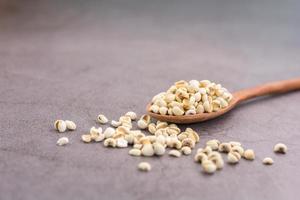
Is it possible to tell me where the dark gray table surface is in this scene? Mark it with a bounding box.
[1,0,300,200]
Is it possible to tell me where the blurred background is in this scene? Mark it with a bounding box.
[0,0,299,200]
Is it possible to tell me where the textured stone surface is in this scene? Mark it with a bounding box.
[0,0,300,200]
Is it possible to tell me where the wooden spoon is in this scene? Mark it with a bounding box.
[146,78,300,124]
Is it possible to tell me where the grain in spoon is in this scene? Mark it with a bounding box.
[147,78,300,124]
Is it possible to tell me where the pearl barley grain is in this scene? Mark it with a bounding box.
[263,157,274,165]
[90,126,102,135]
[194,152,208,163]
[57,137,69,146]
[138,162,151,172]
[159,107,168,115]
[104,138,117,147]
[111,120,121,127]
[210,156,224,170]
[172,106,184,116]
[137,119,148,129]
[243,149,255,160]
[153,142,166,156]
[94,134,105,142]
[141,144,155,157]
[231,145,244,156]
[202,146,212,155]
[181,146,192,155]
[148,123,156,134]
[169,150,181,157]
[202,160,217,174]
[116,138,128,148]
[227,152,240,164]
[274,143,287,154]
[104,127,115,138]
[125,111,137,120]
[54,120,67,133]
[150,105,159,113]
[65,120,76,130]
[97,114,108,124]
[185,109,196,115]
[218,143,231,153]
[182,138,195,149]
[129,149,142,156]
[81,134,92,143]
[206,139,220,150]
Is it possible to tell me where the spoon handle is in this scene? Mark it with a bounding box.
[233,78,300,103]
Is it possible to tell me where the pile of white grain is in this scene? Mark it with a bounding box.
[54,113,287,174]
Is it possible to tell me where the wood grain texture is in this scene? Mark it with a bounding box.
[234,78,300,102]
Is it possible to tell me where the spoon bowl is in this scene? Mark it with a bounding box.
[146,78,300,124]
[147,96,239,124]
